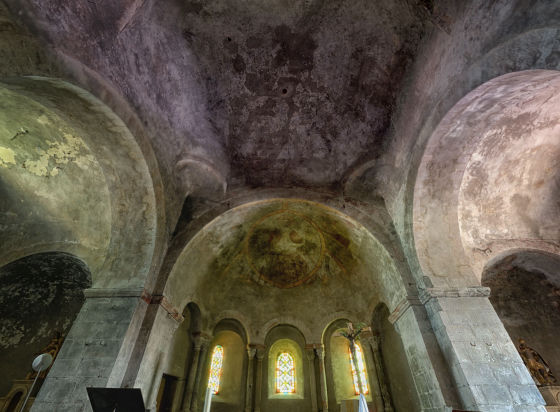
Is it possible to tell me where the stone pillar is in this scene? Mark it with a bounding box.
[190,336,210,412]
[254,345,265,412]
[366,336,393,412]
[360,336,384,412]
[315,345,328,412]
[305,345,319,412]
[181,334,204,411]
[387,295,457,410]
[31,289,142,412]
[245,346,256,412]
[422,286,546,411]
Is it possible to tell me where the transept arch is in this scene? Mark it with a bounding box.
[0,76,159,289]
[413,69,560,288]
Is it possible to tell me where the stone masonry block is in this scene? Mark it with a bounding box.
[39,377,77,402]
[83,339,122,359]
[457,384,479,408]
[463,362,498,385]
[508,384,545,406]
[47,357,81,378]
[492,363,521,385]
[480,384,514,405]
[77,357,115,378]
[71,377,106,403]
[512,406,547,412]
[57,339,86,360]
[512,364,537,386]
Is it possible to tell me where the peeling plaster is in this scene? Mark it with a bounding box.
[0,146,15,166]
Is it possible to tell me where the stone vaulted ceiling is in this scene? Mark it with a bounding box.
[183,0,427,187]
[2,0,429,195]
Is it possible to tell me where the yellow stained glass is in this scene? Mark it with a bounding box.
[349,344,369,395]
[276,352,296,393]
[208,345,224,394]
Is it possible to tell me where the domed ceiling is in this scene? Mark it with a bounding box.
[184,0,427,187]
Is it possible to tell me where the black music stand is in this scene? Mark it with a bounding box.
[87,387,146,412]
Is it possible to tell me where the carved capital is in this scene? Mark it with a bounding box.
[192,333,211,350]
[247,345,257,359]
[255,344,266,361]
[366,335,380,352]
[315,345,326,360]
[305,347,316,361]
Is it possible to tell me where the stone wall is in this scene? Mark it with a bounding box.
[31,295,139,412]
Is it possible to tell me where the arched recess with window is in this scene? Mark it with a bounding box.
[262,325,308,412]
[323,319,374,409]
[199,318,248,412]
[152,302,202,412]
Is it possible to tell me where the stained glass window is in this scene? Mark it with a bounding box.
[276,352,296,394]
[208,345,224,394]
[349,344,369,395]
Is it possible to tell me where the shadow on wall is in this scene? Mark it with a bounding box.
[372,304,421,412]
[0,252,91,396]
[483,249,560,382]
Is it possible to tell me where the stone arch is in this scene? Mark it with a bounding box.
[154,186,416,301]
[0,251,92,396]
[0,76,159,289]
[323,318,374,409]
[200,319,249,411]
[413,69,560,288]
[263,324,307,408]
[212,312,252,344]
[398,26,560,289]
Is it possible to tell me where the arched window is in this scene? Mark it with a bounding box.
[276,352,296,394]
[208,345,224,394]
[348,344,369,395]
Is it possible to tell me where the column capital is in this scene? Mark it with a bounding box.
[365,335,380,352]
[247,345,257,359]
[192,333,212,349]
[315,344,326,360]
[255,344,266,360]
[305,346,316,361]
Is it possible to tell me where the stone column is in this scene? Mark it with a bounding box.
[181,334,204,411]
[366,336,393,412]
[254,345,265,412]
[190,336,210,412]
[305,345,319,412]
[315,345,328,412]
[422,286,545,411]
[31,289,142,411]
[245,346,256,412]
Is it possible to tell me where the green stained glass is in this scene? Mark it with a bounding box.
[349,344,369,395]
[208,345,224,394]
[276,352,295,394]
